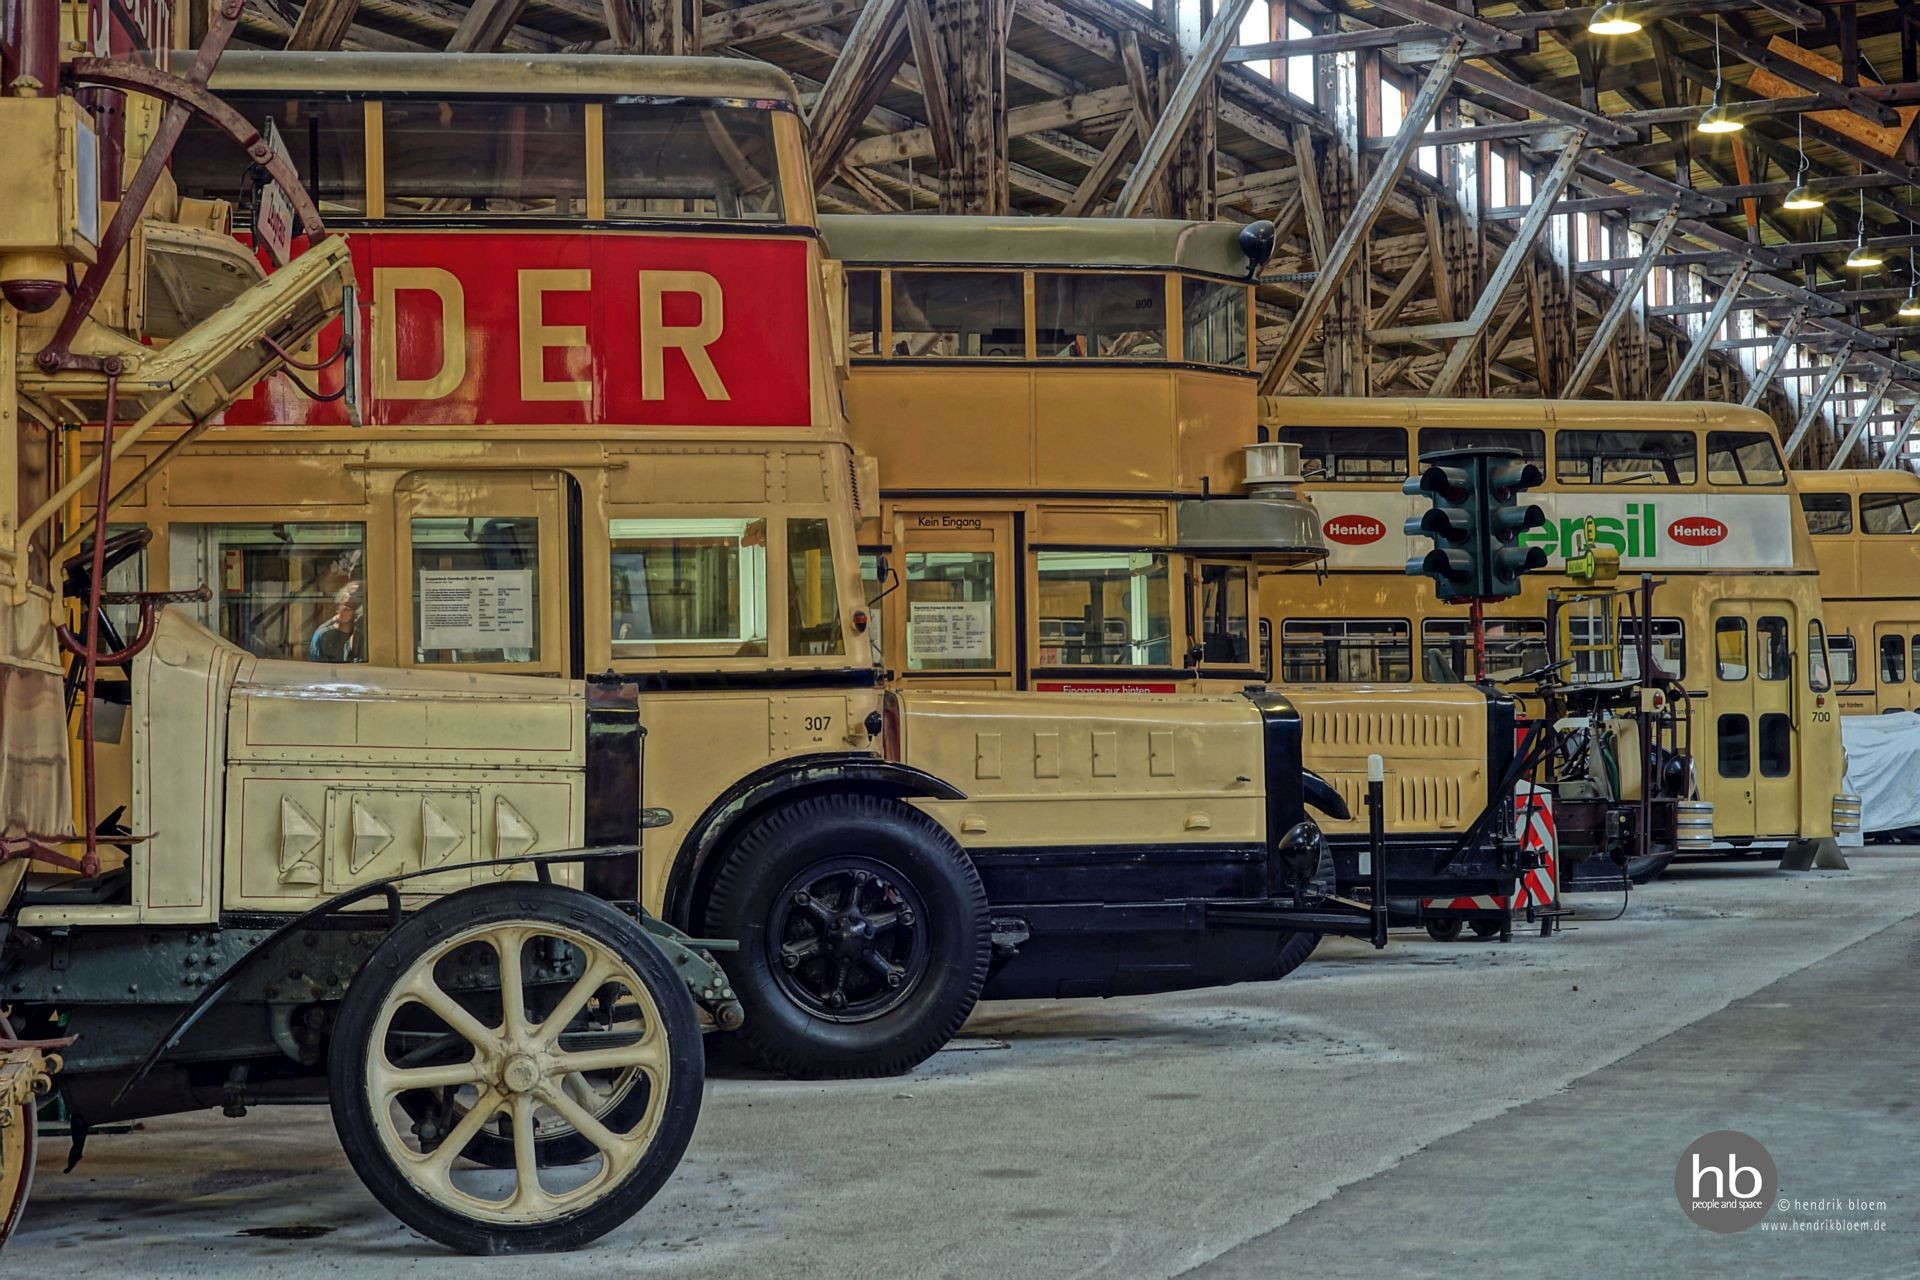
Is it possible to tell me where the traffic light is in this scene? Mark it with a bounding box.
[1402,462,1480,600]
[1485,456,1548,599]
[1403,447,1548,601]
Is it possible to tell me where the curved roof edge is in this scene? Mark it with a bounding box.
[820,214,1258,279]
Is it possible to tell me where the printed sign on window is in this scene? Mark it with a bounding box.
[419,570,534,650]
[909,601,992,661]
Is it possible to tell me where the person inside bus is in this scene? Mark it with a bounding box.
[309,582,365,663]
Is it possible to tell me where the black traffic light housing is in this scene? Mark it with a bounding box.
[1403,447,1546,602]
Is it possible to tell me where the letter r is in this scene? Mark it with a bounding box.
[639,270,730,402]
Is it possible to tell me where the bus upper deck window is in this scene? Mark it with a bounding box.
[1416,428,1545,471]
[786,518,844,658]
[603,102,783,220]
[1881,635,1906,684]
[176,97,367,216]
[1800,492,1853,535]
[1195,562,1254,667]
[1860,491,1920,535]
[1714,617,1748,681]
[1706,431,1786,486]
[1036,552,1172,668]
[1277,427,1409,483]
[1181,278,1249,369]
[610,517,768,659]
[890,272,1024,357]
[1035,273,1166,359]
[1556,430,1697,486]
[848,271,882,356]
[384,99,586,217]
[1807,621,1831,693]
[1756,616,1789,681]
[1828,635,1857,686]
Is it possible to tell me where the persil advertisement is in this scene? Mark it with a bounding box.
[1314,492,1797,571]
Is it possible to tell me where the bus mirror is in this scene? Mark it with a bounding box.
[1238,220,1277,278]
[340,282,363,428]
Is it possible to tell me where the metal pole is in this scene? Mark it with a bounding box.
[1740,306,1808,408]
[1826,367,1896,468]
[1366,753,1388,949]
[1781,343,1855,460]
[1563,203,1682,397]
[1877,403,1920,469]
[1261,38,1468,394]
[1659,260,1753,402]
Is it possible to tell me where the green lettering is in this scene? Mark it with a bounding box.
[1594,516,1626,555]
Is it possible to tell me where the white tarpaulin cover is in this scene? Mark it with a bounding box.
[1841,712,1920,833]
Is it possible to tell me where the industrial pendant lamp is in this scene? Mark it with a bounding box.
[1782,116,1824,210]
[1845,190,1884,271]
[1698,22,1744,134]
[1588,2,1640,36]
[1902,239,1920,319]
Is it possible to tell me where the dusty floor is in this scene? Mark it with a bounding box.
[12,849,1919,1278]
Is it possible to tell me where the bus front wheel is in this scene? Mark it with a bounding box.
[704,794,990,1079]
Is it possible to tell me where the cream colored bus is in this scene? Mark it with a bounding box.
[1796,469,1920,715]
[1262,398,1853,866]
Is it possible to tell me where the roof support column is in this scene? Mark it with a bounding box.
[1563,203,1681,398]
[1534,218,1577,397]
[1740,305,1808,408]
[924,0,1010,214]
[1260,36,1467,395]
[1782,344,1855,461]
[1876,403,1920,469]
[1828,369,1897,469]
[1113,0,1253,219]
[1659,260,1753,402]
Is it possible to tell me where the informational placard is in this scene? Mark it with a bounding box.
[419,570,534,650]
[909,601,992,661]
[254,118,298,267]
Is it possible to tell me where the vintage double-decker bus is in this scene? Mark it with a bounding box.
[819,214,1537,901]
[1796,468,1920,716]
[114,52,1536,1087]
[1262,399,1854,868]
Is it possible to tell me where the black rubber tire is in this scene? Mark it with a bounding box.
[704,793,990,1079]
[1469,920,1503,940]
[1627,851,1675,885]
[1268,931,1320,980]
[1425,918,1464,943]
[328,883,704,1256]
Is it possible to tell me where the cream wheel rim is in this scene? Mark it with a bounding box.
[365,920,671,1225]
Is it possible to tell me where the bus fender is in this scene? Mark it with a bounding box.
[663,754,966,927]
[1302,770,1350,822]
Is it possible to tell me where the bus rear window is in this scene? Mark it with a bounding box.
[603,102,783,220]
[1800,492,1853,535]
[1706,431,1785,485]
[1279,427,1409,483]
[1035,273,1166,359]
[1860,491,1920,535]
[890,272,1024,357]
[384,99,587,217]
[1556,430,1696,486]
[1416,428,1544,470]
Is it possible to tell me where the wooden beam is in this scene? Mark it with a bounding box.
[842,85,1129,169]
[286,0,363,49]
[1565,204,1682,397]
[1060,115,1135,216]
[447,0,531,50]
[904,0,956,172]
[1659,260,1752,401]
[1667,15,1899,129]
[807,0,912,184]
[1111,0,1254,219]
[700,0,865,47]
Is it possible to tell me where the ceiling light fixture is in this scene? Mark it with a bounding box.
[1845,189,1884,271]
[1588,2,1640,36]
[1782,115,1824,210]
[1903,237,1920,319]
[1698,22,1744,134]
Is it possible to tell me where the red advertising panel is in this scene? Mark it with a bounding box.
[226,230,814,429]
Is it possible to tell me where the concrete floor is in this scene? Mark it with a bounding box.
[12,850,1919,1278]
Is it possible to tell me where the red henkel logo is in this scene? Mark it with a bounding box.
[1668,516,1729,547]
[1324,515,1388,546]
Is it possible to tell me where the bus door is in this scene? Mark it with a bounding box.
[1707,602,1799,838]
[1871,622,1912,713]
[885,509,1017,688]
[392,471,573,678]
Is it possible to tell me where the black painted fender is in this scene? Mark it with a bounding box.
[662,754,966,928]
[1302,769,1351,822]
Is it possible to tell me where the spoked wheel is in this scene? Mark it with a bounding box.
[0,1015,41,1254]
[329,884,703,1255]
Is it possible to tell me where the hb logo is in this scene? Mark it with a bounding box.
[1675,1131,1777,1233]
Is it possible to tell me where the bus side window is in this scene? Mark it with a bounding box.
[1281,619,1410,682]
[608,518,768,660]
[1799,493,1852,535]
[1882,635,1907,685]
[1714,618,1748,681]
[1706,431,1786,486]
[1807,621,1831,692]
[1827,635,1857,687]
[785,518,844,657]
[1035,272,1166,359]
[173,521,367,663]
[848,271,883,356]
[1275,427,1408,483]
[1756,616,1789,681]
[1194,561,1254,667]
[1861,491,1920,535]
[1556,430,1697,486]
[384,99,587,218]
[890,272,1024,357]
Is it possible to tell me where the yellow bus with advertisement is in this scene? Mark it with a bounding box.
[1261,398,1854,867]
